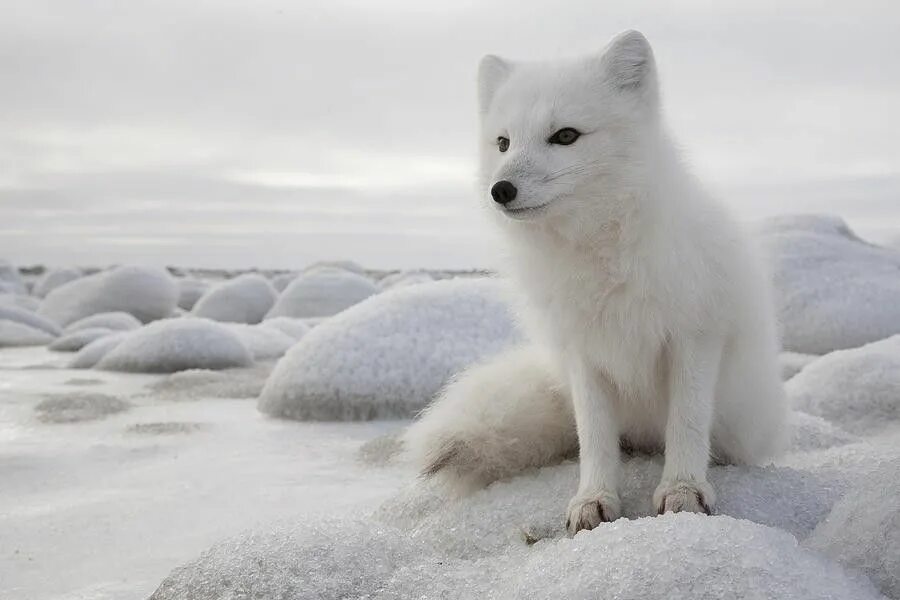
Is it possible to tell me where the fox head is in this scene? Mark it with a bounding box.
[478,31,662,231]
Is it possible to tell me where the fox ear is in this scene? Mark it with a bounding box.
[478,54,512,114]
[600,30,657,94]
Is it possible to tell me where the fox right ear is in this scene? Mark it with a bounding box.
[478,55,511,114]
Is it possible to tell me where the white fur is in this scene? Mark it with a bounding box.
[406,31,787,534]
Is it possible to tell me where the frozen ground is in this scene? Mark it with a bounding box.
[0,347,408,600]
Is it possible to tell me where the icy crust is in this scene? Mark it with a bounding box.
[96,318,253,373]
[788,335,900,435]
[191,274,277,324]
[266,268,379,319]
[760,214,900,354]
[151,460,878,600]
[37,265,178,326]
[258,278,521,421]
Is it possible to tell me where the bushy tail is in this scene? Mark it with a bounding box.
[403,345,576,494]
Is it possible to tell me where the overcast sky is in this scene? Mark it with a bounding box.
[2,0,899,269]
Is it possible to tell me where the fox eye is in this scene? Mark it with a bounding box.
[497,137,510,152]
[548,128,580,145]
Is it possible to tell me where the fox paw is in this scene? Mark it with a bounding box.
[653,479,715,515]
[566,490,622,535]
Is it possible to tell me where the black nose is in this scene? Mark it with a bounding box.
[491,180,517,205]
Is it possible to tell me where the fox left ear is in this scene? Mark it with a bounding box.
[600,30,657,97]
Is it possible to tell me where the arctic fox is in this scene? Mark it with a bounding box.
[405,31,787,534]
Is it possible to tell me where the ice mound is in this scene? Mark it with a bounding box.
[69,332,128,369]
[38,265,178,326]
[191,274,276,324]
[265,268,379,319]
[760,214,900,354]
[49,327,114,352]
[176,277,208,311]
[259,316,310,340]
[33,266,83,298]
[0,259,27,295]
[378,270,434,290]
[0,320,56,347]
[0,304,62,336]
[805,458,900,599]
[96,318,253,373]
[787,335,900,435]
[34,392,130,423]
[0,293,41,311]
[64,311,142,333]
[226,323,296,360]
[151,459,875,600]
[258,278,521,420]
[144,364,273,400]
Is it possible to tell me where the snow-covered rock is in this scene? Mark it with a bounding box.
[64,311,142,334]
[0,293,41,312]
[760,214,900,354]
[0,259,27,295]
[38,265,178,327]
[805,458,900,599]
[69,332,128,369]
[259,316,310,341]
[176,277,208,311]
[33,267,83,298]
[788,335,900,435]
[49,327,115,352]
[265,269,379,319]
[0,305,62,336]
[96,319,253,373]
[191,274,276,324]
[258,278,520,420]
[0,320,56,347]
[226,324,296,361]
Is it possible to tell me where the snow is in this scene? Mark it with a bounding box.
[265,268,379,319]
[64,311,142,333]
[0,320,56,347]
[258,278,521,420]
[0,304,63,336]
[33,267,83,298]
[37,265,178,327]
[760,214,900,354]
[96,318,253,373]
[191,273,277,324]
[0,259,27,295]
[49,327,115,352]
[787,335,900,434]
[175,277,209,311]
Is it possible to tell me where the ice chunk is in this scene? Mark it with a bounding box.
[0,320,55,347]
[266,268,379,319]
[96,318,252,373]
[38,265,178,326]
[805,458,900,599]
[49,327,115,352]
[64,311,142,333]
[176,277,208,311]
[33,266,83,298]
[759,214,900,354]
[787,335,900,434]
[69,332,128,369]
[258,278,521,420]
[0,304,62,336]
[191,274,277,324]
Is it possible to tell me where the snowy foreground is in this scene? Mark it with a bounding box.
[1,216,900,599]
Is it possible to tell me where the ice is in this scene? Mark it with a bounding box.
[805,458,900,599]
[69,331,128,368]
[37,265,178,327]
[175,277,209,310]
[0,259,27,295]
[787,335,900,434]
[760,214,900,354]
[226,323,297,360]
[0,304,63,336]
[259,316,310,340]
[33,266,83,298]
[64,311,142,333]
[779,351,818,380]
[0,320,56,347]
[191,273,277,324]
[34,392,131,423]
[0,293,41,311]
[49,327,115,352]
[265,268,379,319]
[96,318,253,373]
[258,278,521,420]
